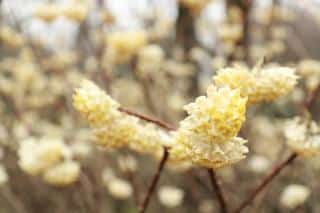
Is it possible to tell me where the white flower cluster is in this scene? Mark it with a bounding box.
[280,184,310,209]
[284,117,320,158]
[18,137,80,186]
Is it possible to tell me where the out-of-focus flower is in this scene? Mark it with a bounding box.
[62,3,89,22]
[280,184,310,209]
[0,165,8,185]
[284,117,320,158]
[158,186,184,208]
[43,161,80,186]
[70,142,92,159]
[137,44,165,77]
[214,64,298,105]
[0,26,25,48]
[248,155,271,173]
[33,4,62,22]
[211,56,227,71]
[171,85,248,168]
[117,155,138,173]
[105,30,148,64]
[102,168,115,185]
[217,24,243,42]
[106,178,133,200]
[18,137,68,176]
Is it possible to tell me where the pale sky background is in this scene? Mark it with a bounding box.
[0,0,316,51]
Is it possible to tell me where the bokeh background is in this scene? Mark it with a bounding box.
[0,0,320,212]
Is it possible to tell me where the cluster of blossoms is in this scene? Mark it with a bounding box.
[18,137,80,186]
[214,63,298,105]
[73,80,167,157]
[74,60,298,170]
[284,117,320,158]
[170,85,248,168]
[33,0,89,23]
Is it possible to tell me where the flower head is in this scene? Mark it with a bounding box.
[214,64,298,105]
[73,80,120,127]
[171,86,248,168]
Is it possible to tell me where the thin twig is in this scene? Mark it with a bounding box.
[119,107,176,131]
[234,153,297,213]
[208,169,228,213]
[139,147,169,213]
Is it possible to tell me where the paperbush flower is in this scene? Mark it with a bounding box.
[73,80,166,154]
[214,64,298,105]
[73,80,120,127]
[170,85,248,169]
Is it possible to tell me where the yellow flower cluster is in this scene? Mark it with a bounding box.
[33,1,89,23]
[170,86,248,169]
[0,26,25,48]
[284,117,320,158]
[73,80,166,154]
[105,31,148,64]
[214,64,298,105]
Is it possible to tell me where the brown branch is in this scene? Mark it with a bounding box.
[303,83,320,111]
[208,169,228,213]
[139,147,169,213]
[234,153,297,213]
[119,107,176,131]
